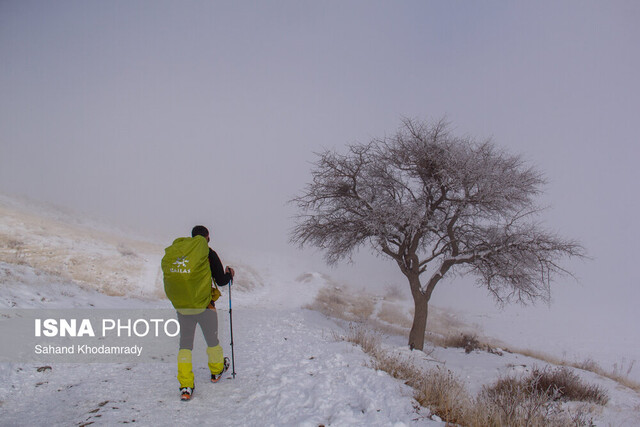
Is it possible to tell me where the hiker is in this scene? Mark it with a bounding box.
[162,225,235,401]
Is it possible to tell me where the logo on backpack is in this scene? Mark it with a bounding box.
[170,256,191,274]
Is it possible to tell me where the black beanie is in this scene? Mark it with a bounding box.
[191,225,209,238]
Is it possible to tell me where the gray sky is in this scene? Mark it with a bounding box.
[1,1,639,321]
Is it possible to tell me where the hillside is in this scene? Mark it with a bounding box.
[1,195,639,426]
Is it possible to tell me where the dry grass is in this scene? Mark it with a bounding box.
[304,285,375,322]
[381,283,405,301]
[337,324,604,426]
[0,204,167,297]
[587,358,639,392]
[574,358,601,373]
[0,234,27,264]
[469,366,606,426]
[424,332,505,357]
[612,359,635,378]
[309,282,638,399]
[533,366,609,405]
[473,377,569,426]
[377,301,412,328]
[483,366,608,406]
[337,323,381,355]
[442,333,481,353]
[338,326,469,423]
[424,305,472,335]
[412,366,469,423]
[512,347,565,366]
[514,348,640,393]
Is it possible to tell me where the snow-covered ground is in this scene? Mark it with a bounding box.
[454,301,640,384]
[0,261,435,426]
[1,195,639,426]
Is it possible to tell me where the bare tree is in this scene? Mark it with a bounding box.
[290,118,585,351]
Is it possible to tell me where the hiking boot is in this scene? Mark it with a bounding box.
[211,357,230,383]
[180,387,193,401]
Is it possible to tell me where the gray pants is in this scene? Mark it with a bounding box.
[177,308,219,350]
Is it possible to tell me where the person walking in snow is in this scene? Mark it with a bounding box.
[161,225,235,401]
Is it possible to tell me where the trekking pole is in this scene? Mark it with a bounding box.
[228,278,236,379]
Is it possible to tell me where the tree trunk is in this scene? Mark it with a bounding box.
[408,274,429,351]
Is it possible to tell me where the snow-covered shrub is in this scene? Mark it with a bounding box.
[531,367,609,405]
[471,366,608,426]
[413,366,469,424]
[445,333,481,353]
[474,375,566,427]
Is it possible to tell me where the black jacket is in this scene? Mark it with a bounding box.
[209,248,232,286]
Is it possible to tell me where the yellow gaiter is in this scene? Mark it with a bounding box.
[207,345,224,375]
[177,349,194,388]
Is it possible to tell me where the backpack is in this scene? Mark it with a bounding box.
[162,235,212,313]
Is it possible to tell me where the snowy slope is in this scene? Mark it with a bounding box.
[2,261,640,426]
[0,261,434,426]
[1,196,639,426]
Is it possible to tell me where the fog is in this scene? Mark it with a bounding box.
[1,1,639,334]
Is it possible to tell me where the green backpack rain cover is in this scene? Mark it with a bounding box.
[162,235,212,314]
